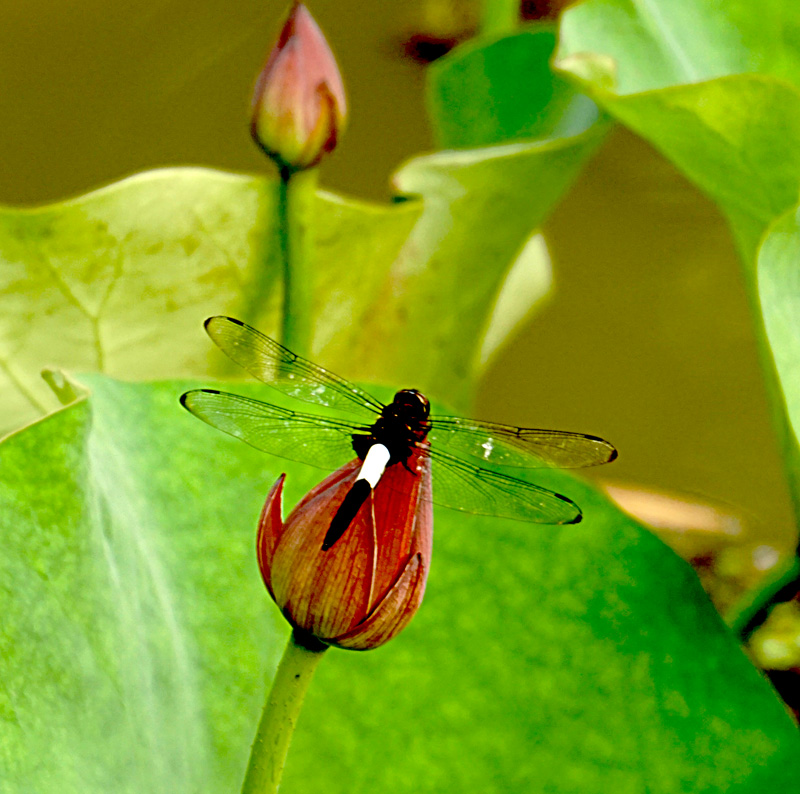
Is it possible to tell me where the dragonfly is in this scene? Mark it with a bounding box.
[180,317,617,549]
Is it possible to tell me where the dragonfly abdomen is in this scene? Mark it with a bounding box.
[323,443,391,550]
[322,479,371,550]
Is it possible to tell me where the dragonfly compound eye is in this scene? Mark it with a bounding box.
[394,389,430,421]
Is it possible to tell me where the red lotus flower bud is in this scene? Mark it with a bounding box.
[251,3,347,172]
[257,449,432,650]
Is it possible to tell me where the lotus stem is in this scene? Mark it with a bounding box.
[241,628,327,794]
[278,166,318,358]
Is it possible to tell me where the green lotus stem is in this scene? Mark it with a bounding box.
[241,628,327,794]
[278,166,318,358]
[480,0,520,37]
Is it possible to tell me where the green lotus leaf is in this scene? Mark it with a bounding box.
[0,374,796,793]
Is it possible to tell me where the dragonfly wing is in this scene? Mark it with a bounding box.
[427,417,617,469]
[181,389,362,470]
[205,316,385,417]
[426,446,582,524]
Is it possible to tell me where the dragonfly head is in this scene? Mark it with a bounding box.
[392,389,430,423]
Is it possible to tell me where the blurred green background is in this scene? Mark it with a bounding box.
[0,0,790,552]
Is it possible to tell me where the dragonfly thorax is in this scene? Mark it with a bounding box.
[351,389,431,467]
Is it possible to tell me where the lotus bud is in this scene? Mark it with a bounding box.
[257,451,432,650]
[251,3,347,172]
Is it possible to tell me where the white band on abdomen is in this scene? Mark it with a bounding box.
[357,443,391,489]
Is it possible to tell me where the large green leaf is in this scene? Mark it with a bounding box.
[1,375,797,792]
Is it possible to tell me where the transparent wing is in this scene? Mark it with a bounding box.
[427,417,617,469]
[426,446,582,524]
[205,316,385,417]
[182,390,584,523]
[181,389,364,470]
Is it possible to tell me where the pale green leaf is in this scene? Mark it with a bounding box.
[558,0,800,262]
[560,0,800,95]
[759,205,800,445]
[478,232,552,368]
[0,168,420,436]
[569,76,800,261]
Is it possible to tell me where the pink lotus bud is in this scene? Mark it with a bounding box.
[251,3,347,172]
[257,450,432,650]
